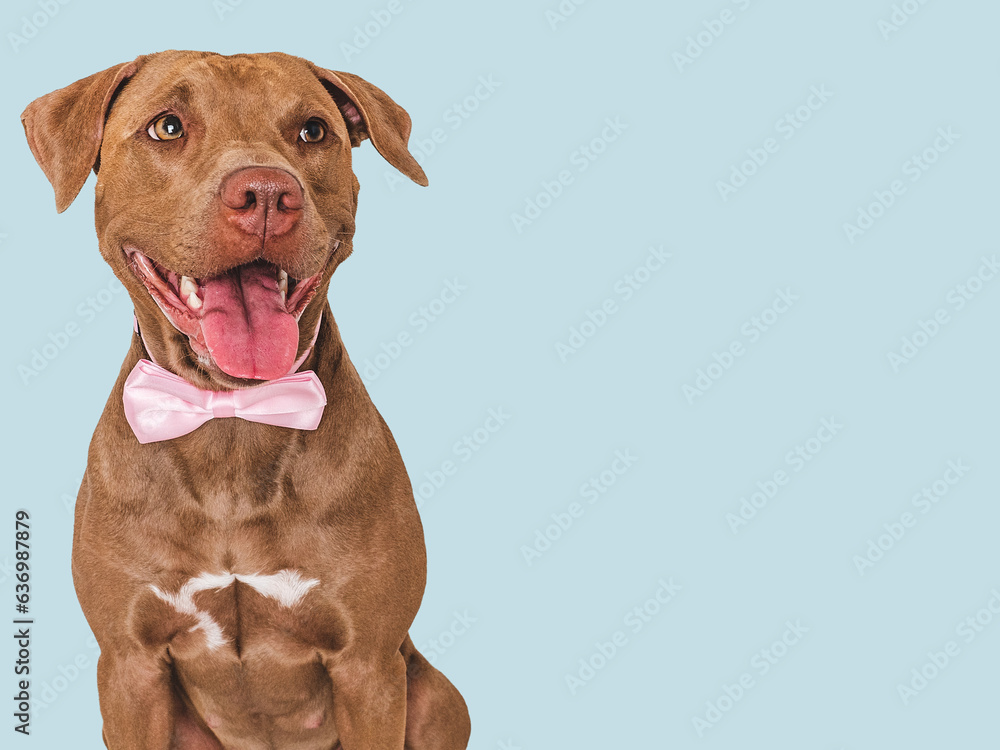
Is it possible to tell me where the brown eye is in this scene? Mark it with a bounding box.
[148,114,184,141]
[299,119,326,143]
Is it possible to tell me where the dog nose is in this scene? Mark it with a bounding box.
[219,167,303,238]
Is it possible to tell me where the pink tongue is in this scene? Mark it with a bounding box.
[199,263,299,380]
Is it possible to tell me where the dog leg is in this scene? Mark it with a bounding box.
[401,636,471,750]
[97,651,191,750]
[168,686,224,750]
[170,711,224,750]
[323,651,408,750]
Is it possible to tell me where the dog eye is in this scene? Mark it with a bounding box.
[148,115,184,141]
[299,119,326,143]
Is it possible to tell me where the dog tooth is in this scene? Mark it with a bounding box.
[180,276,198,298]
[186,291,203,310]
[278,270,288,295]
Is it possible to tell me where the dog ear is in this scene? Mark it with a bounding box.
[21,60,139,213]
[311,67,428,187]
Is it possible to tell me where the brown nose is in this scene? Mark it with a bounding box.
[219,167,303,239]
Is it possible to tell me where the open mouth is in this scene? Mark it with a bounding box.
[125,244,337,381]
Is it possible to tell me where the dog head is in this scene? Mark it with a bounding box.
[22,50,426,388]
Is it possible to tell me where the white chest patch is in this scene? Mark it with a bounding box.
[150,569,320,650]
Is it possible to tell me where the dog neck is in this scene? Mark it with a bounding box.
[108,305,364,507]
[133,311,324,389]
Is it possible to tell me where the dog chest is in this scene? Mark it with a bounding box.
[130,567,338,662]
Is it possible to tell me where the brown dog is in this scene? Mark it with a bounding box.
[22,50,471,750]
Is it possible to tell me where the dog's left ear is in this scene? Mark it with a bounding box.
[21,59,141,213]
[311,67,428,187]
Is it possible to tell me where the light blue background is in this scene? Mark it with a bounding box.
[2,0,999,748]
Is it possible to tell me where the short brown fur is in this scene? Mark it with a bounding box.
[22,50,470,750]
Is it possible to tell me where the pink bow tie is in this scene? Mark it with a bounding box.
[123,359,327,444]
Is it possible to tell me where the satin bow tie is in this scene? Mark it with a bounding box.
[123,359,327,444]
